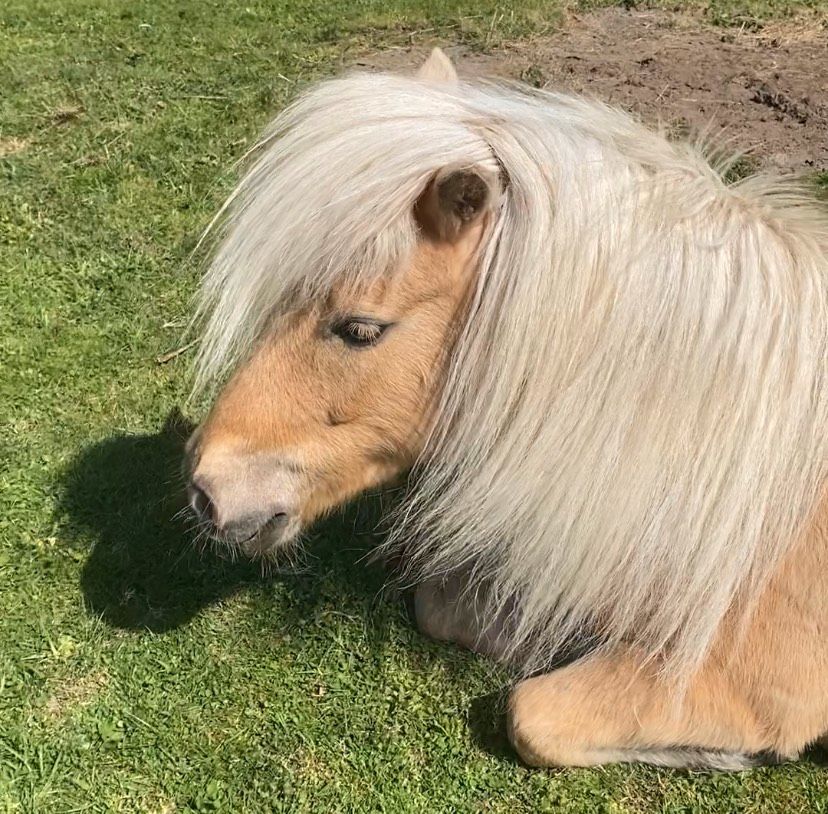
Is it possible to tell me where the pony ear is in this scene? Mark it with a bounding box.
[417,47,458,83]
[415,167,494,243]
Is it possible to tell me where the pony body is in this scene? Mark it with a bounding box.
[188,50,828,768]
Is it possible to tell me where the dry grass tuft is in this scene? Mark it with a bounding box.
[43,670,108,721]
[0,136,30,157]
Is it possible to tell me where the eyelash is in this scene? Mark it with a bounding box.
[332,318,389,348]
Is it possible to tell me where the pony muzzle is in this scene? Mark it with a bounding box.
[186,446,303,555]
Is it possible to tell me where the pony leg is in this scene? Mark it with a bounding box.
[507,650,779,769]
[414,575,512,660]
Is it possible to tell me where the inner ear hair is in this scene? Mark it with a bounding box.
[415,168,494,243]
[440,172,489,223]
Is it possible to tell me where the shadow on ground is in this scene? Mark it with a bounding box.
[56,410,517,761]
[57,409,397,634]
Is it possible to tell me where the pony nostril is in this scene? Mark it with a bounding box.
[268,511,289,529]
[189,480,215,525]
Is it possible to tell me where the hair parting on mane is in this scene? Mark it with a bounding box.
[196,72,828,679]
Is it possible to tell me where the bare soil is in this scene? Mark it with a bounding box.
[358,8,828,173]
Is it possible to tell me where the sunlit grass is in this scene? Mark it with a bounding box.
[2,1,827,811]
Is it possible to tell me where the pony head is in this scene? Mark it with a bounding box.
[187,50,500,555]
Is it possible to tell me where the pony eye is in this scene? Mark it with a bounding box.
[332,318,388,348]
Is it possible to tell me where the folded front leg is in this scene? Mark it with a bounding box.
[507,649,777,769]
[413,574,513,661]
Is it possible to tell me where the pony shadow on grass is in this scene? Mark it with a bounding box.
[59,409,395,634]
[59,410,514,762]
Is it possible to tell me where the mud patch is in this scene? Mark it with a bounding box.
[358,9,828,173]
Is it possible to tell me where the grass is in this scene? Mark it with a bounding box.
[2,0,828,811]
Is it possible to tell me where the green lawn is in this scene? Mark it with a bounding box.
[3,1,828,811]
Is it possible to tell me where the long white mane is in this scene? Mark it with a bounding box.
[197,72,828,677]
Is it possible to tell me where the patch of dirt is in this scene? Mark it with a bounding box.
[358,9,828,173]
[43,670,108,721]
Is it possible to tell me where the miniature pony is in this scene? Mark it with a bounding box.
[186,49,828,769]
